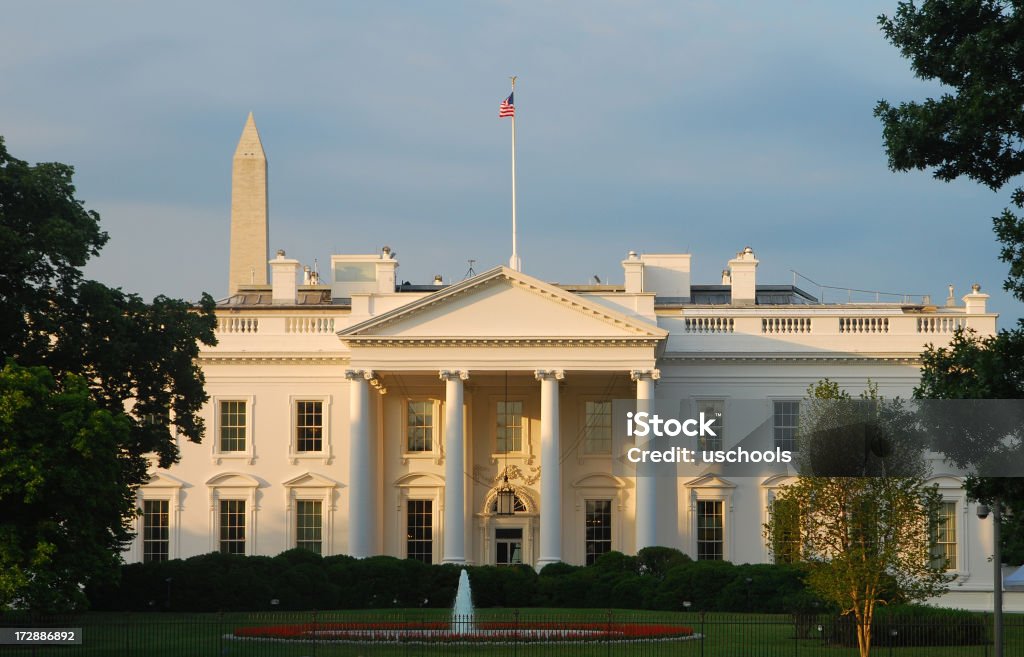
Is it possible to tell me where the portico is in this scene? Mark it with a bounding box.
[337,266,667,566]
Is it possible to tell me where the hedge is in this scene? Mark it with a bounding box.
[830,605,989,647]
[87,547,823,613]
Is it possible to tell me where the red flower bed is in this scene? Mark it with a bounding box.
[234,620,694,643]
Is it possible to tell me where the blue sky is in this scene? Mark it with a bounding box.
[3,1,1020,320]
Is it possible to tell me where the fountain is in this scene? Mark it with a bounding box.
[232,568,697,645]
[451,568,476,634]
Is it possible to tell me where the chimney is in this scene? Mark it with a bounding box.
[963,283,989,314]
[270,249,301,304]
[375,246,398,294]
[728,246,758,305]
[622,251,644,293]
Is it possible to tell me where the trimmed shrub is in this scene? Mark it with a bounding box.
[637,546,690,579]
[88,549,822,614]
[830,605,988,647]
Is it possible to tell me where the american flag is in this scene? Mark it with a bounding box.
[499,92,515,118]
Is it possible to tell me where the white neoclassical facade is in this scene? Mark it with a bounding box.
[130,115,1019,610]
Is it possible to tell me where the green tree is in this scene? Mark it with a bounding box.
[915,329,1024,563]
[765,380,949,657]
[875,0,1024,300]
[0,136,217,610]
[0,363,134,611]
[876,0,1024,560]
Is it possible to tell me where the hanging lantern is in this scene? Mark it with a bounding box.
[496,474,517,516]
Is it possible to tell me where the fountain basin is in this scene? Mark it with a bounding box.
[233,620,695,643]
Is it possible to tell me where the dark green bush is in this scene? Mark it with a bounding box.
[637,546,690,578]
[651,559,735,611]
[88,548,818,613]
[830,605,988,647]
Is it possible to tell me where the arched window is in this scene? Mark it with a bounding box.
[489,494,527,514]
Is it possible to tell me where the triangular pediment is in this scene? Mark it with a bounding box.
[143,471,186,489]
[684,474,736,489]
[282,472,338,488]
[340,267,665,342]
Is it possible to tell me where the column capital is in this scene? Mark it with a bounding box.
[533,369,565,381]
[630,368,660,382]
[345,368,374,381]
[439,369,469,381]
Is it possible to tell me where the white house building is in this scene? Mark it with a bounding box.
[132,114,1018,611]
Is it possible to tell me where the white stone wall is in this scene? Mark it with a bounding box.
[132,268,1008,610]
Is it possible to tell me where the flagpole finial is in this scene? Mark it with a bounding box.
[510,75,517,88]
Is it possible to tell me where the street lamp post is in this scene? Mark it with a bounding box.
[977,501,1003,657]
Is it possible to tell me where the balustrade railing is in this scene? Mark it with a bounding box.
[917,316,965,334]
[217,317,260,334]
[285,317,335,334]
[683,317,734,333]
[839,317,890,334]
[762,317,812,334]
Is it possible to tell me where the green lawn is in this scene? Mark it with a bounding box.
[2,609,1022,657]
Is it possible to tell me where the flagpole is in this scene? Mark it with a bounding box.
[509,75,521,272]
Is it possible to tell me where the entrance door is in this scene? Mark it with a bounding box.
[495,528,523,565]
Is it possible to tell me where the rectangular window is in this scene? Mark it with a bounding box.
[142,500,169,563]
[496,400,523,453]
[296,500,323,554]
[296,401,323,452]
[697,400,724,451]
[219,400,246,452]
[407,500,432,564]
[583,401,613,454]
[406,401,434,452]
[771,498,801,564]
[932,501,957,570]
[773,401,800,451]
[496,528,524,565]
[697,499,724,560]
[219,500,246,554]
[585,499,612,565]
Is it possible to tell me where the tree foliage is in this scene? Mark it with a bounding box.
[0,136,217,610]
[875,0,1024,299]
[765,380,950,657]
[877,0,1024,567]
[915,327,1024,562]
[0,363,134,611]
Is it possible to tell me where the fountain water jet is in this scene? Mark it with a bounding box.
[451,568,475,634]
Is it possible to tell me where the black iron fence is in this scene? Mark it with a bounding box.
[0,611,1022,656]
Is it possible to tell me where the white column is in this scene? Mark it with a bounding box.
[632,369,660,552]
[535,369,565,570]
[346,369,374,558]
[440,369,469,564]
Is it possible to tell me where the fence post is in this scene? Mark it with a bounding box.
[312,609,318,657]
[606,610,613,657]
[700,611,706,657]
[514,609,519,657]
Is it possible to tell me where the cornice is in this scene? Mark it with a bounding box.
[659,352,921,365]
[199,353,348,364]
[340,336,663,348]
